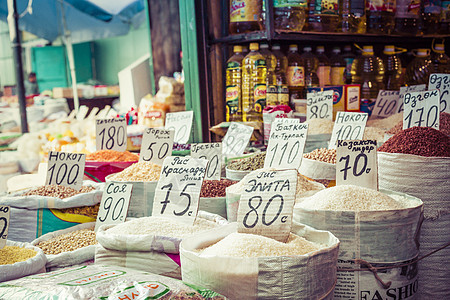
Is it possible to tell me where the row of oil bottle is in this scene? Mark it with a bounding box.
[230,0,450,35]
[225,41,450,121]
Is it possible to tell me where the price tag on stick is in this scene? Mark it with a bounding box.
[264,119,308,170]
[96,118,127,151]
[307,90,334,120]
[403,89,440,130]
[191,143,222,180]
[46,151,86,190]
[397,84,426,114]
[140,128,175,165]
[237,169,297,243]
[0,205,10,249]
[336,140,378,190]
[152,156,208,224]
[165,111,194,144]
[372,90,400,118]
[222,122,254,157]
[95,182,132,232]
[329,112,368,149]
[428,73,450,113]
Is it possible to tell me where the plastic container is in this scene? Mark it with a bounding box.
[229,0,263,34]
[287,44,305,102]
[300,46,320,89]
[405,48,432,86]
[394,0,423,35]
[330,47,346,86]
[366,0,395,34]
[342,45,356,84]
[273,0,307,31]
[261,43,278,106]
[316,46,331,86]
[381,45,404,90]
[225,45,244,122]
[422,0,442,34]
[340,0,366,33]
[440,1,450,33]
[84,161,137,183]
[305,0,340,32]
[271,44,289,105]
[431,43,450,73]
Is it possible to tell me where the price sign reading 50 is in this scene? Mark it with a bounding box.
[0,205,11,249]
[140,128,174,165]
[95,182,132,232]
[46,151,86,190]
[96,118,127,151]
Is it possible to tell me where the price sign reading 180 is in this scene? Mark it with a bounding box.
[46,151,86,190]
[140,128,174,165]
[329,112,368,149]
[307,90,334,120]
[403,89,440,130]
[0,205,10,249]
[95,182,132,232]
[96,118,127,151]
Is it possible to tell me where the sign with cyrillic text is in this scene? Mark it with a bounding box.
[96,118,127,151]
[46,151,86,190]
[140,128,174,165]
[222,122,254,157]
[397,84,426,114]
[165,111,194,144]
[372,90,400,118]
[403,89,440,130]
[191,143,222,180]
[95,182,132,232]
[336,140,378,190]
[237,169,297,243]
[428,73,450,113]
[152,156,208,224]
[0,205,10,249]
[329,112,368,149]
[307,90,333,120]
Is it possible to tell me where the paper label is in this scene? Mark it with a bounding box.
[0,205,10,249]
[139,128,174,165]
[346,85,361,111]
[46,151,86,190]
[230,0,261,23]
[165,111,194,144]
[336,140,378,190]
[372,90,401,118]
[397,84,426,114]
[307,90,334,120]
[152,157,208,225]
[191,143,222,180]
[287,66,305,87]
[428,73,450,113]
[95,182,132,232]
[96,118,127,151]
[237,169,298,242]
[403,89,440,130]
[101,281,170,300]
[264,119,307,170]
[222,122,254,157]
[329,112,368,149]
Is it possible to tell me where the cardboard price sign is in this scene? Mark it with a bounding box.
[329,112,368,149]
[96,118,127,151]
[428,73,450,113]
[403,89,440,130]
[222,122,254,157]
[152,156,208,224]
[95,182,132,232]
[191,143,222,180]
[397,84,426,114]
[372,90,400,118]
[237,169,297,243]
[336,140,378,190]
[140,128,175,165]
[165,111,194,144]
[306,90,334,120]
[46,151,86,190]
[264,119,308,170]
[0,206,10,249]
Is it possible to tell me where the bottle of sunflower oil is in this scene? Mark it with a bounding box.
[225,45,245,122]
[260,43,277,106]
[242,42,267,121]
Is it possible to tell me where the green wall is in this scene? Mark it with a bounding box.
[93,24,150,85]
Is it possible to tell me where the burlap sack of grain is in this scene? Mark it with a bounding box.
[31,222,96,269]
[377,152,450,299]
[0,240,47,282]
[95,211,228,280]
[298,157,336,187]
[180,222,340,300]
[0,181,103,242]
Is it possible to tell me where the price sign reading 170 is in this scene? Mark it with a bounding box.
[403,89,440,130]
[96,118,127,151]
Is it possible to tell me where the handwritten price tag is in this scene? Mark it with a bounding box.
[428,73,450,113]
[0,206,10,249]
[95,182,132,232]
[140,128,174,165]
[191,143,222,180]
[372,90,400,118]
[96,118,127,151]
[307,90,333,120]
[397,84,426,114]
[329,112,368,149]
[165,111,194,144]
[336,140,378,190]
[237,169,297,242]
[152,156,208,224]
[46,151,86,190]
[222,122,254,157]
[264,119,308,170]
[403,89,440,130]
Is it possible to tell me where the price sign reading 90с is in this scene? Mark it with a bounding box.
[428,73,450,113]
[96,118,127,151]
[264,119,308,170]
[0,205,10,249]
[165,111,194,144]
[403,89,440,130]
[152,156,208,225]
[140,128,175,165]
[336,140,378,190]
[222,122,254,158]
[191,143,222,180]
[397,84,426,114]
[46,151,86,190]
[95,182,132,232]
[237,169,297,243]
[306,90,334,120]
[372,90,400,118]
[329,112,368,149]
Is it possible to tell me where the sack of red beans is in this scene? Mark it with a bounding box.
[199,179,236,219]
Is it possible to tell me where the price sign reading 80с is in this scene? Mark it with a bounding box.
[307,90,334,120]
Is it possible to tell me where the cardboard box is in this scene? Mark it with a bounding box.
[52,87,83,99]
